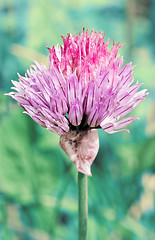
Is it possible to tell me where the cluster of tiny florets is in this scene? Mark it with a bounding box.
[7,29,148,136]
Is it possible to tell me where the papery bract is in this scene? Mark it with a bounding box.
[60,129,99,176]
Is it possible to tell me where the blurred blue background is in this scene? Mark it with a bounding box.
[0,0,155,239]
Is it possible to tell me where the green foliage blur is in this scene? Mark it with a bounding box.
[0,0,155,239]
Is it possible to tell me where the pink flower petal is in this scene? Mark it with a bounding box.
[114,116,139,129]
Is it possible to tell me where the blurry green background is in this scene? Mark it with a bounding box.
[0,0,155,239]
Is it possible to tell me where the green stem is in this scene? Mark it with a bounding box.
[78,172,88,240]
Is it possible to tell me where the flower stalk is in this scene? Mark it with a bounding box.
[78,172,88,240]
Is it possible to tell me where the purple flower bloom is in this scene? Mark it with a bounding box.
[7,29,148,176]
